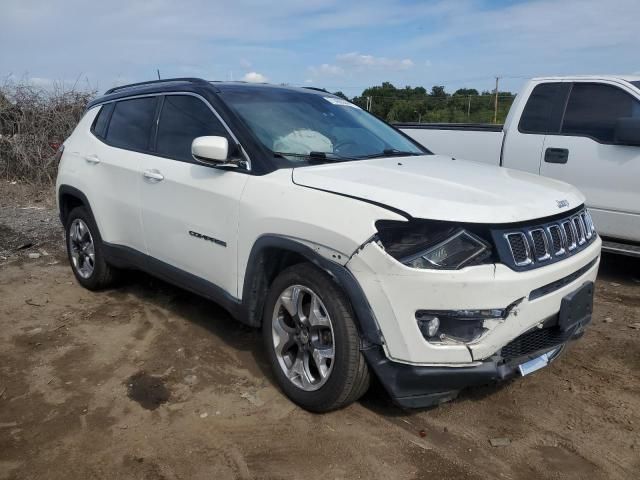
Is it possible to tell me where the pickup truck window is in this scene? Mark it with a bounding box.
[220,87,424,165]
[561,83,640,143]
[518,83,567,134]
[156,95,229,162]
[106,97,158,151]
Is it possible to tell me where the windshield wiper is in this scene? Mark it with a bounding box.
[273,151,354,162]
[358,149,424,159]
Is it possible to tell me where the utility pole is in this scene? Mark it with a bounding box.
[467,95,471,119]
[157,69,161,80]
[493,76,500,124]
[366,96,373,112]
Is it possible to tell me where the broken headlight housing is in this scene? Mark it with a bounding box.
[375,220,494,270]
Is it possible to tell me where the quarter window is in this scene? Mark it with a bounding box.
[90,103,113,139]
[105,97,158,151]
[561,83,640,143]
[156,95,229,162]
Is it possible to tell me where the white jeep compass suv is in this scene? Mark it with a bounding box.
[56,78,601,412]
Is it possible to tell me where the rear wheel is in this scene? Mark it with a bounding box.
[65,206,119,290]
[263,263,370,412]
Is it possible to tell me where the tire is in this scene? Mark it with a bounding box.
[65,206,119,290]
[262,263,370,412]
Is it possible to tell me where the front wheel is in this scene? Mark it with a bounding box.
[262,263,370,412]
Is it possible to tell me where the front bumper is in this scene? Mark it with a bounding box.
[347,237,601,364]
[364,316,589,408]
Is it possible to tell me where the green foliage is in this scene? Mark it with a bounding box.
[352,83,515,124]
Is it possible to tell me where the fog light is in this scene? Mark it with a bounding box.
[416,308,506,343]
[418,315,440,338]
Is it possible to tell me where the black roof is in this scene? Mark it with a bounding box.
[87,77,333,109]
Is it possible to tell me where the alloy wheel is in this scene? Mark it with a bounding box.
[271,285,335,391]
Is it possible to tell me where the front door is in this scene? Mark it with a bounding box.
[138,94,249,296]
[540,81,640,241]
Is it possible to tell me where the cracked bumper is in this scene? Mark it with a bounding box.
[347,237,601,365]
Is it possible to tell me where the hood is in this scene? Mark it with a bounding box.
[292,155,585,224]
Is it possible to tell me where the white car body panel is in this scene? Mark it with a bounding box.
[402,128,503,166]
[138,155,249,295]
[292,155,585,224]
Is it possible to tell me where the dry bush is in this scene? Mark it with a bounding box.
[0,79,96,184]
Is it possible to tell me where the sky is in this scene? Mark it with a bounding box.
[1,0,639,97]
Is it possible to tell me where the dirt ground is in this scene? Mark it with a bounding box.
[1,181,639,480]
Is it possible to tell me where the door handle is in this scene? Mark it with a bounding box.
[544,148,569,164]
[84,154,100,164]
[143,169,164,182]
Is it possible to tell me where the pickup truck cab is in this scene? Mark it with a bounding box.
[400,76,640,257]
[56,78,600,411]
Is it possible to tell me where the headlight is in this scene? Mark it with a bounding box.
[375,220,493,270]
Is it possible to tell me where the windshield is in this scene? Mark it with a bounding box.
[219,87,426,165]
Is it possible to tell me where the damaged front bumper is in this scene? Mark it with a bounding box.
[363,316,589,408]
[346,236,601,365]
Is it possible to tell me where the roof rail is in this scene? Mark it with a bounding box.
[104,77,209,95]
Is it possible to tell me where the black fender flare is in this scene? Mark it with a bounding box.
[241,235,384,346]
[57,184,95,226]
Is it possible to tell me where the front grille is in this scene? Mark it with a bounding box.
[500,326,572,361]
[497,208,597,271]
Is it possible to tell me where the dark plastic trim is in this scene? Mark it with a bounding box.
[395,122,503,132]
[241,235,384,345]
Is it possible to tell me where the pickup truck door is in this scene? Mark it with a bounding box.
[138,94,249,296]
[502,82,569,175]
[539,82,640,242]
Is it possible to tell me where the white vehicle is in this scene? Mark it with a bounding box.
[56,78,600,411]
[400,76,640,257]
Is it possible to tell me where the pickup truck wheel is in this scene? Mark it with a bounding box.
[65,206,119,290]
[263,263,370,412]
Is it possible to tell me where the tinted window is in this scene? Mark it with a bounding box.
[106,97,157,151]
[631,81,640,89]
[561,83,640,143]
[519,83,566,134]
[91,103,113,139]
[156,95,228,162]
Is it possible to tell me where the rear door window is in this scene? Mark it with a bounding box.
[105,97,158,151]
[561,83,640,143]
[156,95,229,162]
[518,82,568,134]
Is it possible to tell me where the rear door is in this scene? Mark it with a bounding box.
[540,82,640,241]
[84,97,158,252]
[502,81,570,174]
[138,93,249,296]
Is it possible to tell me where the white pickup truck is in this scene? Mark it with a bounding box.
[399,76,640,257]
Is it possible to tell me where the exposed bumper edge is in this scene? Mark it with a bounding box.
[363,327,584,409]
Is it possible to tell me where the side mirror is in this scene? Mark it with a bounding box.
[614,118,640,146]
[192,136,242,167]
